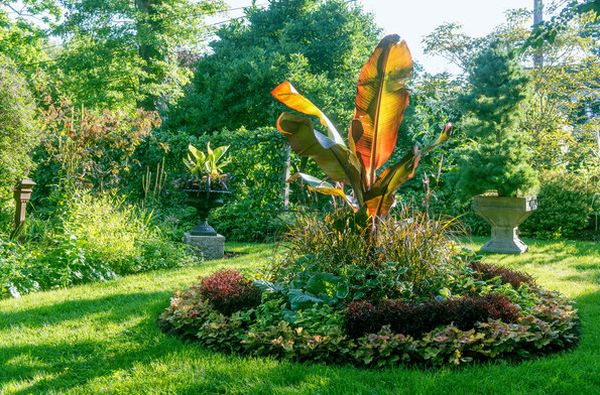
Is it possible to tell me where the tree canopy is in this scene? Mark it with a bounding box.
[167,0,381,135]
[0,54,39,200]
[9,0,225,112]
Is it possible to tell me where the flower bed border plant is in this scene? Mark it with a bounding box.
[159,266,579,368]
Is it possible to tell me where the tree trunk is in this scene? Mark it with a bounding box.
[282,144,291,211]
[135,0,159,110]
[533,0,544,68]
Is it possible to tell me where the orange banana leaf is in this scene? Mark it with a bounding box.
[272,81,345,146]
[364,146,420,217]
[364,123,453,217]
[350,34,413,186]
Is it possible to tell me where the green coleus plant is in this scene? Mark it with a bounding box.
[184,143,230,190]
[271,34,452,227]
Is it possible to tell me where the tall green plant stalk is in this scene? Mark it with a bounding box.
[142,157,167,201]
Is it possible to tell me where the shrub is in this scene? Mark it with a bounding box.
[33,98,160,201]
[344,300,379,339]
[470,261,536,288]
[520,170,599,239]
[0,190,196,298]
[200,269,262,315]
[344,294,521,338]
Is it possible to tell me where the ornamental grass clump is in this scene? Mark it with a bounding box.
[271,208,466,301]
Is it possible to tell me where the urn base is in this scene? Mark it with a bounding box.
[184,233,225,260]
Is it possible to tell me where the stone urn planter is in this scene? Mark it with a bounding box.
[183,188,231,260]
[473,195,537,254]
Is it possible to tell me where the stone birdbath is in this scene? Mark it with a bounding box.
[473,195,537,254]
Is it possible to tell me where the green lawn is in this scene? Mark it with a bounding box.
[1,238,600,394]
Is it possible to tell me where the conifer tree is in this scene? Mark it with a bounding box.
[456,43,538,198]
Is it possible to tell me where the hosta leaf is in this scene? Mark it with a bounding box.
[351,34,413,185]
[253,280,285,294]
[272,81,345,146]
[288,289,324,310]
[305,272,340,295]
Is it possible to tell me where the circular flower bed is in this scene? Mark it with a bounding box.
[159,214,579,368]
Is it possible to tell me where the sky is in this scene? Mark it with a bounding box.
[215,0,537,74]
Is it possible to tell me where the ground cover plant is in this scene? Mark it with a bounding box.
[158,35,580,368]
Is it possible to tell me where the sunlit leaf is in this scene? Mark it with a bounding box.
[364,146,420,217]
[277,113,363,195]
[364,123,452,217]
[272,81,346,146]
[212,145,229,162]
[288,173,359,211]
[351,34,413,186]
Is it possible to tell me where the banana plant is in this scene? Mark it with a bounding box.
[271,34,452,222]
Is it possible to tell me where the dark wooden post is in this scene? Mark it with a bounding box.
[14,179,36,231]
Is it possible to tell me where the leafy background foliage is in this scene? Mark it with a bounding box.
[0,55,39,200]
[167,0,380,134]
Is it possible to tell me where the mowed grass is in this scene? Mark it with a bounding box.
[1,238,600,394]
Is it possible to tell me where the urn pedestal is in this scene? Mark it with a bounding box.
[184,188,230,260]
[184,233,225,260]
[473,195,537,254]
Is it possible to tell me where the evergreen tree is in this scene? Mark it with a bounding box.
[455,43,538,198]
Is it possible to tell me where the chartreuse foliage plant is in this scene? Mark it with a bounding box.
[184,143,230,190]
[0,191,196,298]
[184,143,230,181]
[271,34,452,222]
[158,35,579,369]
